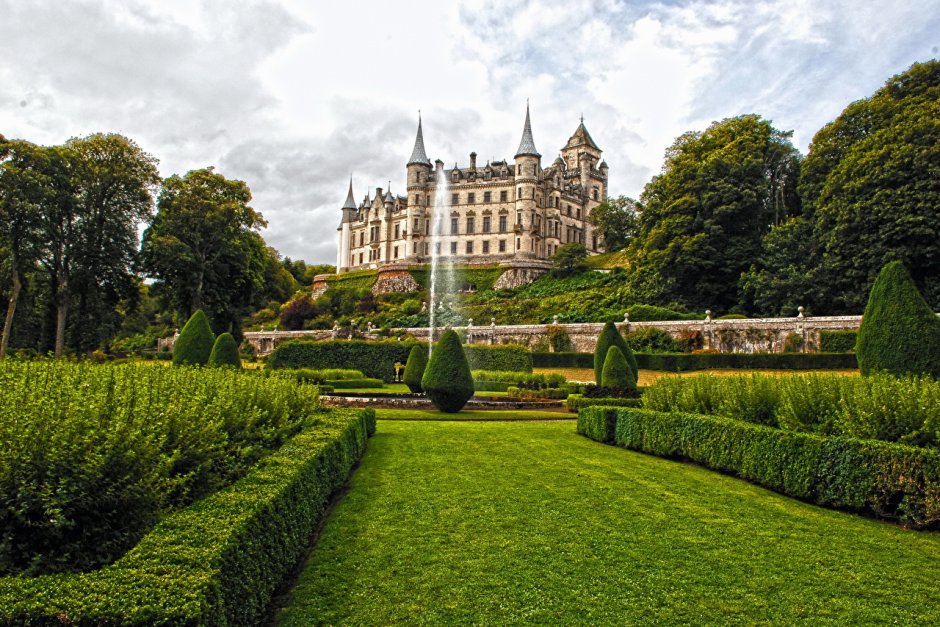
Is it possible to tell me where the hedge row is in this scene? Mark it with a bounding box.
[506,386,569,399]
[579,407,940,529]
[567,395,643,413]
[324,378,385,389]
[533,351,858,371]
[0,409,376,625]
[819,330,858,353]
[268,340,531,380]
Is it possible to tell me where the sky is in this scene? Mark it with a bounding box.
[1,0,938,265]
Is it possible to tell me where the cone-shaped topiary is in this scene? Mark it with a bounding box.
[403,344,428,393]
[857,261,940,377]
[421,329,474,413]
[208,332,241,368]
[594,322,638,386]
[173,309,216,367]
[601,346,635,391]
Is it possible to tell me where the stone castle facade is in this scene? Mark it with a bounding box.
[335,105,608,275]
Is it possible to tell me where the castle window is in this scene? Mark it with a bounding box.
[452,193,459,205]
[592,235,597,250]
[394,223,400,239]
[500,190,508,202]
[425,220,430,235]
[394,246,399,259]
[576,208,581,219]
[592,188,598,200]
[359,253,363,265]
[566,205,571,217]
[483,240,490,254]
[451,217,459,234]
[414,218,419,232]
[468,192,475,204]
[516,211,522,226]
[467,217,475,234]
[359,232,364,246]
[517,187,521,200]
[499,215,507,232]
[414,243,419,254]
[424,243,429,255]
[483,191,491,203]
[516,237,520,251]
[450,241,457,255]
[499,239,506,252]
[483,216,491,233]
[435,242,441,255]
[466,241,473,254]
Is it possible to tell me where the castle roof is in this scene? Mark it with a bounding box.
[342,177,357,210]
[514,102,540,158]
[407,113,431,166]
[565,119,600,151]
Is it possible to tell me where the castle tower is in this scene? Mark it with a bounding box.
[406,113,432,260]
[513,102,541,258]
[337,177,357,270]
[561,118,606,251]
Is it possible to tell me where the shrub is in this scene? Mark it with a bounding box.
[0,361,319,575]
[422,330,475,413]
[782,332,804,353]
[403,345,428,393]
[0,408,374,625]
[577,407,618,443]
[172,309,215,366]
[464,344,532,372]
[626,304,701,321]
[585,407,940,529]
[505,386,569,400]
[625,327,681,353]
[208,332,241,368]
[568,395,643,413]
[601,346,634,391]
[594,322,637,385]
[819,330,858,353]
[279,295,320,330]
[857,261,940,378]
[546,325,572,352]
[532,352,594,368]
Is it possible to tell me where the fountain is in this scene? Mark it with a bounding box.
[428,167,451,355]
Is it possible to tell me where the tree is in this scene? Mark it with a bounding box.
[799,60,940,313]
[208,332,241,368]
[141,168,267,336]
[601,346,635,391]
[279,295,319,330]
[403,344,428,393]
[589,196,639,252]
[628,115,802,312]
[551,243,588,277]
[421,329,474,413]
[593,322,637,386]
[173,309,215,366]
[856,261,940,378]
[0,139,51,358]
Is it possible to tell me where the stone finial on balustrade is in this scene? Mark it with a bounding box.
[491,317,496,327]
[468,318,473,328]
[623,312,630,323]
[421,301,428,313]
[553,315,559,325]
[797,306,805,320]
[705,309,712,322]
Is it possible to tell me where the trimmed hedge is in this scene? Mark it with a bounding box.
[208,332,241,368]
[819,330,857,353]
[173,309,215,366]
[506,386,569,400]
[594,322,636,385]
[268,340,531,382]
[577,406,618,444]
[324,378,384,389]
[601,346,634,391]
[583,407,940,529]
[403,345,428,393]
[422,330,474,413]
[0,408,375,624]
[534,351,858,371]
[568,395,643,413]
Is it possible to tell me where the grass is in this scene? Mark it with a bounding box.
[323,383,510,397]
[533,367,859,386]
[374,409,569,421]
[276,421,940,625]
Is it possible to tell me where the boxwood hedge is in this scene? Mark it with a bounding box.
[580,407,940,529]
[567,395,643,413]
[269,339,531,381]
[819,330,858,353]
[0,408,376,625]
[533,351,858,371]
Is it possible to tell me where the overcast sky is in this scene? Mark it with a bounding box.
[2,0,938,265]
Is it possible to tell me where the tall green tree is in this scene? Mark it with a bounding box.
[799,60,940,313]
[589,195,639,252]
[628,115,802,312]
[141,168,267,336]
[551,243,588,277]
[0,138,51,358]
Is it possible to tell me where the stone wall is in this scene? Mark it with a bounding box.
[371,264,421,294]
[240,313,864,357]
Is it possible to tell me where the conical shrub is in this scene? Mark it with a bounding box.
[594,322,638,386]
[403,344,428,393]
[208,332,241,368]
[601,346,635,391]
[421,329,474,413]
[173,310,215,367]
[857,261,940,377]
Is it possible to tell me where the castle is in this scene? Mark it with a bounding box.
[335,105,608,278]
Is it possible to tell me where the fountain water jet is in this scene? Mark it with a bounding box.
[428,168,451,356]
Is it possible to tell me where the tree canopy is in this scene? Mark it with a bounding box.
[589,196,639,252]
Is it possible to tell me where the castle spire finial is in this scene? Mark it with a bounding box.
[515,101,540,159]
[341,176,356,210]
[407,112,431,166]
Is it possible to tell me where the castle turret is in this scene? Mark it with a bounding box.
[406,114,432,260]
[514,102,541,258]
[337,177,356,271]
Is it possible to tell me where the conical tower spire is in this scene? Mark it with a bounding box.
[407,112,431,165]
[515,101,540,158]
[341,176,357,209]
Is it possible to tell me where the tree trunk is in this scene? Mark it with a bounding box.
[55,276,68,357]
[0,270,22,359]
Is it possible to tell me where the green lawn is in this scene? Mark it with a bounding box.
[276,421,940,625]
[374,408,569,421]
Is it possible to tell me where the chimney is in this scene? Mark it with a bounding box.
[470,152,477,170]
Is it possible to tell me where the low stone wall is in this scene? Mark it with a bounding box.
[239,313,863,357]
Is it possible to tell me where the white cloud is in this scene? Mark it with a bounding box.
[1,0,938,264]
